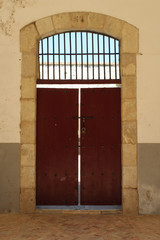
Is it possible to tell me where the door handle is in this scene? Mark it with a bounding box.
[73,116,94,134]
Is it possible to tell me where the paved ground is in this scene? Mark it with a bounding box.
[0,213,160,239]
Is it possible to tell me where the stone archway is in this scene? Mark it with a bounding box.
[20,12,139,214]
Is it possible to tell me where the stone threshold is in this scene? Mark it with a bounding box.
[35,209,122,215]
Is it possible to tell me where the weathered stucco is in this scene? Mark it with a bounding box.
[0,143,20,212]
[138,144,160,214]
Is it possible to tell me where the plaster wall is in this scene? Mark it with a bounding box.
[0,0,160,213]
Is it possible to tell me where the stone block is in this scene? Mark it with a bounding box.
[20,23,39,53]
[52,13,72,32]
[21,167,35,189]
[122,166,137,188]
[21,121,36,144]
[21,99,36,122]
[71,12,88,29]
[20,188,35,213]
[21,54,36,78]
[21,144,35,167]
[35,17,55,37]
[121,77,136,99]
[122,54,136,76]
[122,188,138,215]
[21,77,36,99]
[122,99,136,121]
[122,121,137,144]
[103,15,124,38]
[121,22,139,53]
[122,144,137,166]
[88,12,105,31]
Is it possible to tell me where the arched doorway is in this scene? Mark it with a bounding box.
[20,12,139,214]
[36,31,121,209]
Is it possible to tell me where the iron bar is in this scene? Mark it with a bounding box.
[92,33,94,79]
[64,33,66,80]
[41,40,43,79]
[39,53,119,56]
[98,34,100,79]
[58,34,60,80]
[47,37,49,80]
[114,39,117,80]
[39,32,120,81]
[103,35,105,80]
[53,36,55,80]
[69,32,72,79]
[81,32,83,79]
[86,32,89,80]
[108,37,111,79]
[75,32,77,80]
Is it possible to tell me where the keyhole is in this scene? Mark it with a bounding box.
[82,127,86,134]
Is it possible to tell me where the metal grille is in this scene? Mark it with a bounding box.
[39,31,120,81]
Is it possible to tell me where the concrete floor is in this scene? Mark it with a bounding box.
[0,213,160,240]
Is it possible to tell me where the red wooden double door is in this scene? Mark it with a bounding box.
[36,88,121,206]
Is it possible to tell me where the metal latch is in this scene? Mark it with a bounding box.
[73,116,94,134]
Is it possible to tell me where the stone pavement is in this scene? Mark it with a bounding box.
[0,213,160,239]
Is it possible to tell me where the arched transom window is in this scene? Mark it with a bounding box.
[39,31,120,81]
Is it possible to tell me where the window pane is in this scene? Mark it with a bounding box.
[99,35,103,53]
[82,32,87,53]
[104,36,109,54]
[42,38,47,53]
[77,32,81,54]
[71,32,76,54]
[49,37,53,54]
[39,32,120,80]
[88,32,92,54]
[54,35,58,54]
[65,33,70,54]
[60,33,64,54]
[110,38,115,53]
[39,41,42,54]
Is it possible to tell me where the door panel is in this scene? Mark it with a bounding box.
[36,89,78,205]
[81,88,121,205]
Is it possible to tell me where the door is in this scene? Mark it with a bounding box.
[81,88,121,205]
[36,88,78,205]
[36,87,121,206]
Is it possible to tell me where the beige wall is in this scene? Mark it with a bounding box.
[0,0,160,143]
